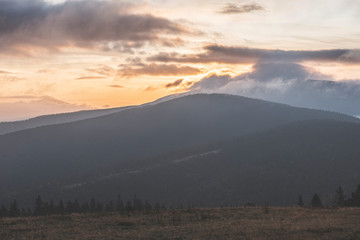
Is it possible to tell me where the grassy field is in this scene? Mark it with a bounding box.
[1,207,360,240]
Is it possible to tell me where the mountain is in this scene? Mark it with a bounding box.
[0,106,129,135]
[0,94,358,206]
[0,92,189,135]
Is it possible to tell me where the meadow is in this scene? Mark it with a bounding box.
[1,207,360,240]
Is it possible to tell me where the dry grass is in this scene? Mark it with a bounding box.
[1,207,360,240]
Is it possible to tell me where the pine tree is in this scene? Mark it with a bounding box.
[133,195,144,212]
[57,200,65,215]
[116,194,125,214]
[90,198,96,213]
[0,205,8,218]
[9,200,20,217]
[81,202,90,213]
[125,201,133,213]
[144,200,152,213]
[43,202,49,216]
[96,202,103,212]
[334,186,346,207]
[350,184,360,206]
[105,200,114,212]
[48,200,55,215]
[73,200,81,213]
[297,195,304,207]
[66,200,73,214]
[34,195,43,216]
[311,194,322,208]
[154,202,161,212]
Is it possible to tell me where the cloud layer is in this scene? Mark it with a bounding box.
[149,45,360,64]
[191,62,360,116]
[0,0,192,54]
[218,3,265,14]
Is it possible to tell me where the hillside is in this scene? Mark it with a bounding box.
[0,94,359,206]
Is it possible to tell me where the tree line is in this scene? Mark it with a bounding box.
[0,194,166,218]
[297,184,360,208]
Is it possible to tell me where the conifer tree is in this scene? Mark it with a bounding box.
[66,200,73,214]
[334,186,346,207]
[311,194,322,208]
[0,205,8,218]
[49,200,55,215]
[34,195,43,216]
[297,195,304,207]
[96,202,103,212]
[350,184,360,206]
[116,194,125,213]
[9,200,20,217]
[90,198,96,213]
[57,200,65,215]
[73,200,81,213]
[144,200,152,213]
[125,201,133,213]
[81,202,90,213]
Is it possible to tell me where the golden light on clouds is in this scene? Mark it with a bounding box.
[0,0,360,121]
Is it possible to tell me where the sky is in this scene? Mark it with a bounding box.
[0,0,360,121]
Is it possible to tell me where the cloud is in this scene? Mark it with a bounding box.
[0,70,14,74]
[75,76,106,80]
[190,62,360,116]
[86,65,117,77]
[120,63,202,77]
[165,79,183,88]
[218,3,265,14]
[148,45,360,65]
[0,0,194,54]
[191,74,232,90]
[144,86,157,92]
[109,84,124,88]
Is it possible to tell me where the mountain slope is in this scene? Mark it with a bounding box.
[0,94,358,205]
[35,119,360,206]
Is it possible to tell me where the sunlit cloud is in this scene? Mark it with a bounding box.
[120,63,203,77]
[148,45,360,65]
[109,85,124,88]
[75,76,107,80]
[218,3,265,14]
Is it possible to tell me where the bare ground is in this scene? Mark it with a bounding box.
[1,207,360,240]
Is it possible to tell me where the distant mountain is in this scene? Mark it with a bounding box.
[0,94,358,206]
[0,96,91,124]
[0,106,129,135]
[0,92,190,135]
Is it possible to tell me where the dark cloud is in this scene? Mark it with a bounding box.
[190,62,360,116]
[243,62,331,82]
[148,45,360,64]
[218,3,265,14]
[165,79,183,88]
[120,63,202,77]
[0,0,193,54]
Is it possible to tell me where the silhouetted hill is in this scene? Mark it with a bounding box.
[0,107,129,135]
[0,94,358,206]
[0,92,189,135]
